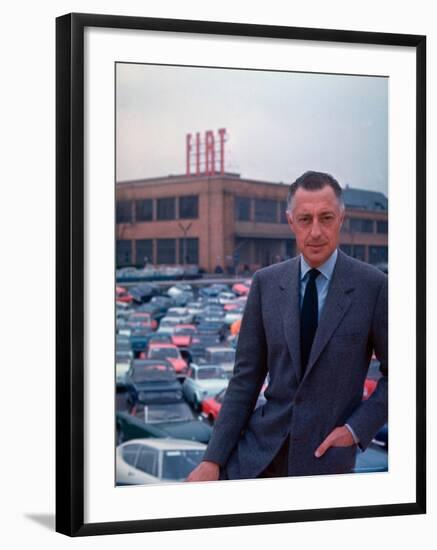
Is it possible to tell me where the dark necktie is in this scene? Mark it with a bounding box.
[300,268,320,373]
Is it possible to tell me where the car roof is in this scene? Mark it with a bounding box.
[121,438,206,450]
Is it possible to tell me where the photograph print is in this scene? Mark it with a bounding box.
[114,62,388,487]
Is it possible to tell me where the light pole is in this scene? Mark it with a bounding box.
[178,222,192,277]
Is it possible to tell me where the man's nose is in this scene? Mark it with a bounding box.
[310,220,322,238]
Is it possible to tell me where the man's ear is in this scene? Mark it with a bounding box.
[286,211,295,235]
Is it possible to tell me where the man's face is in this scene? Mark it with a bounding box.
[287,185,344,268]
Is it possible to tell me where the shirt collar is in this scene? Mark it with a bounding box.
[300,248,338,281]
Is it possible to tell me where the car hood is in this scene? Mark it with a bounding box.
[155,420,212,443]
[193,379,228,394]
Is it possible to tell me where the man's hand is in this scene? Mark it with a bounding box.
[314,426,355,458]
[185,460,220,482]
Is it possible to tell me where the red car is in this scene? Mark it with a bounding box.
[363,378,378,400]
[201,388,226,423]
[116,285,133,304]
[146,343,188,375]
[127,312,157,331]
[202,382,267,423]
[171,324,197,347]
[232,282,251,296]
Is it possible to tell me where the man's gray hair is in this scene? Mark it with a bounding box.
[286,171,345,212]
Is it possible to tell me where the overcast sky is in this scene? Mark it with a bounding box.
[116,63,388,195]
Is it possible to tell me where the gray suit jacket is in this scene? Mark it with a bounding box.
[203,249,388,478]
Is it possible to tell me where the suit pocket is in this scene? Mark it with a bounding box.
[321,445,357,473]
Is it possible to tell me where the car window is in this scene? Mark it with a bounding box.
[136,447,158,476]
[122,444,140,467]
[162,450,205,480]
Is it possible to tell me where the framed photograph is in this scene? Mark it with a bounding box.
[56,12,426,536]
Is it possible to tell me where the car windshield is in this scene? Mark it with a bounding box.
[162,450,205,480]
[161,319,179,326]
[150,348,180,359]
[174,327,195,335]
[143,402,194,423]
[209,350,235,362]
[197,367,226,380]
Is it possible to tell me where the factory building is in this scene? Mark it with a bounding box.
[116,172,388,273]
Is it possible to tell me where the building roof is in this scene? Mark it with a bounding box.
[342,187,388,211]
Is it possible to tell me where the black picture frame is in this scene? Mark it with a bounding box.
[56,12,426,537]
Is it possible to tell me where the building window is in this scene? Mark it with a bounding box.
[340,244,366,261]
[254,199,277,223]
[135,239,153,266]
[179,196,198,219]
[156,239,176,264]
[116,201,132,224]
[235,197,251,221]
[349,218,374,233]
[157,198,175,220]
[280,201,288,224]
[135,199,153,222]
[117,240,132,267]
[377,220,388,234]
[178,238,199,264]
[369,246,388,265]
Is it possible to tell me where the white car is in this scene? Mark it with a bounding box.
[165,307,194,324]
[218,291,238,305]
[224,308,244,326]
[116,352,131,384]
[116,438,206,485]
[203,347,236,373]
[156,317,181,334]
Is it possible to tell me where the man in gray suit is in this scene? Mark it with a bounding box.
[187,171,388,481]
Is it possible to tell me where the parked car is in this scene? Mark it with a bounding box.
[165,307,194,325]
[201,387,226,423]
[147,332,173,346]
[182,364,230,410]
[218,291,238,305]
[202,347,236,373]
[196,320,228,341]
[225,307,244,326]
[128,283,160,303]
[116,438,206,485]
[130,329,153,356]
[201,382,267,423]
[116,351,132,386]
[116,285,133,304]
[126,312,157,331]
[116,401,212,444]
[124,359,181,407]
[156,317,181,334]
[171,324,197,347]
[232,281,251,296]
[353,443,388,473]
[146,343,189,376]
[363,378,378,400]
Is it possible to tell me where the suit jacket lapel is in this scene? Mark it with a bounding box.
[301,250,355,383]
[278,257,303,381]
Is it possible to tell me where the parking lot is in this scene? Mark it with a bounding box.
[115,276,387,486]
